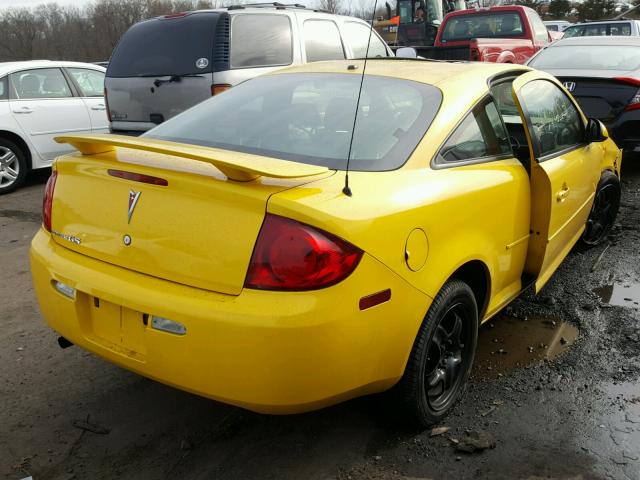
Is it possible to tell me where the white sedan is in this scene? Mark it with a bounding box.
[0,60,108,194]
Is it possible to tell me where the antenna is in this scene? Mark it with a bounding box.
[342,0,379,197]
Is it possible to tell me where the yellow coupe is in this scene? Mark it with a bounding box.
[30,60,621,426]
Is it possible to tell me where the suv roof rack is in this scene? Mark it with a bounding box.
[226,2,329,12]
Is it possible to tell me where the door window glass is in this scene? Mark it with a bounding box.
[343,22,388,58]
[0,77,7,100]
[562,25,583,38]
[68,68,105,97]
[304,20,345,62]
[231,14,292,68]
[585,24,607,36]
[10,68,72,99]
[519,80,583,158]
[437,100,511,164]
[609,23,631,35]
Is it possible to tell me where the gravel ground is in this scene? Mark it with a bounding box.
[1,163,639,480]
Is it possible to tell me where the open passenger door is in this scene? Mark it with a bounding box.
[510,72,603,292]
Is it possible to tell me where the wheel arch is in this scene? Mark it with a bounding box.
[448,259,491,320]
[0,129,32,170]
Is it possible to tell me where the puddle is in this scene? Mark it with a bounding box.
[472,315,578,380]
[593,283,640,308]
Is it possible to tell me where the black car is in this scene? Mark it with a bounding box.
[527,36,640,158]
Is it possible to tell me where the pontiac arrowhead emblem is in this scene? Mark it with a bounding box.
[128,190,141,224]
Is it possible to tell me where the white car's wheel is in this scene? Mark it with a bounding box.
[0,139,27,195]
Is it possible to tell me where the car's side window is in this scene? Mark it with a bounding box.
[67,68,105,97]
[342,22,388,58]
[437,99,511,164]
[610,23,631,36]
[563,25,583,38]
[518,80,583,159]
[304,20,346,62]
[231,14,293,68]
[10,68,72,100]
[0,77,7,100]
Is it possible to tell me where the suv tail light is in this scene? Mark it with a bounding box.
[244,214,363,291]
[614,77,640,112]
[43,170,58,232]
[211,84,231,96]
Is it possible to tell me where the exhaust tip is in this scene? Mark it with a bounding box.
[57,336,74,349]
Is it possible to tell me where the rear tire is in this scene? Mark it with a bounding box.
[398,279,478,427]
[581,171,621,246]
[0,138,27,195]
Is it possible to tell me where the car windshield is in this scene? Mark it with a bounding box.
[528,45,640,71]
[440,12,524,42]
[145,73,442,172]
[107,13,219,77]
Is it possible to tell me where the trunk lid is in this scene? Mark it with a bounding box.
[50,135,330,295]
[549,71,639,122]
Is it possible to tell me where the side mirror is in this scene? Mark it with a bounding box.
[585,118,609,143]
[396,47,418,59]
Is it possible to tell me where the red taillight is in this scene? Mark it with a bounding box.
[164,12,187,18]
[244,214,363,291]
[614,77,640,112]
[211,84,231,96]
[43,170,57,232]
[614,76,640,87]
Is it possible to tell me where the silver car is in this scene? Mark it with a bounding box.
[105,4,393,135]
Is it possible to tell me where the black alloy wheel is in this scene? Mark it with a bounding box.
[582,171,621,246]
[399,279,478,427]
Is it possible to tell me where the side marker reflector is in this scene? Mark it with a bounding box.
[359,289,391,310]
[53,281,76,300]
[151,316,187,335]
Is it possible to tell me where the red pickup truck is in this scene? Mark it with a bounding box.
[415,6,557,64]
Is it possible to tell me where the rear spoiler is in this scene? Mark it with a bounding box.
[55,134,328,182]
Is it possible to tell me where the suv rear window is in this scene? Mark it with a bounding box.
[146,73,442,172]
[107,13,219,77]
[441,12,525,42]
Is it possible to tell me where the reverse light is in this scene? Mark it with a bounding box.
[53,280,76,300]
[244,215,363,291]
[151,316,187,335]
[211,84,231,96]
[43,170,58,232]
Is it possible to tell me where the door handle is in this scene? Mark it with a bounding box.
[13,107,33,114]
[91,104,106,111]
[556,184,570,202]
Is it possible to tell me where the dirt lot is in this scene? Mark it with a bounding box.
[1,164,639,480]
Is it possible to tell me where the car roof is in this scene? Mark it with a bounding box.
[148,7,369,22]
[546,36,640,47]
[272,59,529,95]
[0,60,106,77]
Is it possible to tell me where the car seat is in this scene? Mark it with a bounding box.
[19,75,40,98]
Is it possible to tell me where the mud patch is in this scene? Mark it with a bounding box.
[594,283,640,308]
[0,209,41,223]
[473,315,578,379]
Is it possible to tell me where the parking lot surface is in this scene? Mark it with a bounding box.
[2,164,640,480]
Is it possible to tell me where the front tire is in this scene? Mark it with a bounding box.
[0,138,27,195]
[581,171,621,246]
[399,279,478,427]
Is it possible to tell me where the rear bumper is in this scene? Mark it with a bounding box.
[30,229,429,414]
[605,110,640,156]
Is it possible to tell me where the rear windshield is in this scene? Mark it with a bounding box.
[107,13,218,77]
[528,45,640,71]
[441,12,525,42]
[145,73,442,172]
